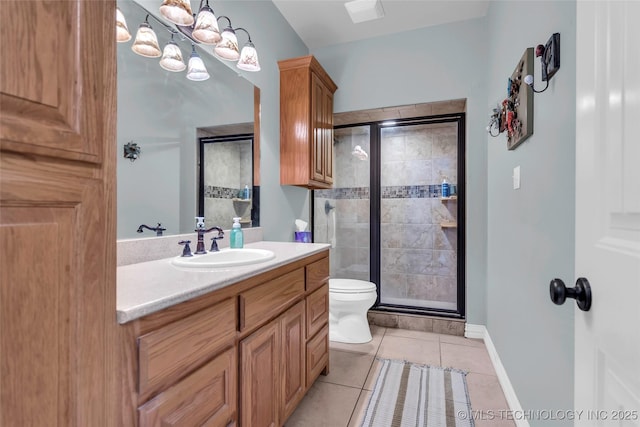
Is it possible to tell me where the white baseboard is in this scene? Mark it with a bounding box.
[465,324,530,427]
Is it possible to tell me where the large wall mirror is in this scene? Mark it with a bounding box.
[116,0,260,239]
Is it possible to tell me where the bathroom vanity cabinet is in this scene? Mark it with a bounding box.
[279,55,338,189]
[118,249,330,427]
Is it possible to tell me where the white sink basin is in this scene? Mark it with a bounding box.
[171,248,276,268]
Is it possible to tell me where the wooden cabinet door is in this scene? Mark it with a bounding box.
[0,1,117,426]
[321,83,334,185]
[240,320,280,427]
[311,73,334,186]
[311,73,326,183]
[280,301,306,423]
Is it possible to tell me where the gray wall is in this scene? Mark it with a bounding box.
[311,18,489,324]
[485,1,576,421]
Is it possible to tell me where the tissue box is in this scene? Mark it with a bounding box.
[294,231,311,243]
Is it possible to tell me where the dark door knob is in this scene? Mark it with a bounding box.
[549,277,592,311]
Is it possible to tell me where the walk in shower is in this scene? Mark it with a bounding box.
[313,113,465,318]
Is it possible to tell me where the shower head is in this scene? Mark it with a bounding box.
[351,145,368,160]
[324,200,335,215]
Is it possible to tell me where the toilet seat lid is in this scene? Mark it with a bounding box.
[329,279,376,293]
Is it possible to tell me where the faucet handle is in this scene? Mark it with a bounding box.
[155,223,166,236]
[195,216,205,229]
[210,235,224,252]
[178,240,193,257]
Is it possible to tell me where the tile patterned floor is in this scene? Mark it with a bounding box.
[285,326,515,427]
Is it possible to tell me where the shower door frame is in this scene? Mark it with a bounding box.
[313,113,466,319]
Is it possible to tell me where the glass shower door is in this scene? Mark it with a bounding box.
[314,125,371,280]
[379,122,458,310]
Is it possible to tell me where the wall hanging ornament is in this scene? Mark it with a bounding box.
[123,141,141,162]
[505,47,534,150]
[486,104,503,137]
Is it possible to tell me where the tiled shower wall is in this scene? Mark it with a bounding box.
[380,123,457,309]
[203,140,252,229]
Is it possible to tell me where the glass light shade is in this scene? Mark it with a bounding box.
[116,7,131,42]
[159,41,186,72]
[237,42,260,72]
[186,50,210,81]
[214,27,239,61]
[159,0,194,26]
[191,6,221,45]
[132,22,161,58]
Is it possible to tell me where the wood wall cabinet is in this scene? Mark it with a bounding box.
[279,55,338,189]
[118,250,330,427]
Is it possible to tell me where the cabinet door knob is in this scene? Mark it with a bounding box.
[549,277,592,311]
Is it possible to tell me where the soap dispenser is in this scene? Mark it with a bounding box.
[230,217,244,248]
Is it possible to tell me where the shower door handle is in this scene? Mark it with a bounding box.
[549,277,592,311]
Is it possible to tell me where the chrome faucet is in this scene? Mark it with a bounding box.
[137,223,166,236]
[194,217,224,254]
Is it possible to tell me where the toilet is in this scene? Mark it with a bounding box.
[329,279,377,344]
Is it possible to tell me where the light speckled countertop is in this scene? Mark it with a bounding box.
[117,241,330,324]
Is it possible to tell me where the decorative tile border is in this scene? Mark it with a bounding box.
[315,187,370,199]
[204,185,243,199]
[316,185,455,200]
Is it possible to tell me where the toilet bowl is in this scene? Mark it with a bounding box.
[329,279,377,344]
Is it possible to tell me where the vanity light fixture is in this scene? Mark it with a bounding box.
[116,7,132,42]
[159,33,186,72]
[117,1,261,74]
[191,0,221,45]
[236,28,261,71]
[186,44,210,81]
[213,16,239,61]
[131,16,162,58]
[159,0,194,26]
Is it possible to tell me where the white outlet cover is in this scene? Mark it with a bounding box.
[513,166,521,189]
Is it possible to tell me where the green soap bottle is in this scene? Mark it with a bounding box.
[230,217,243,248]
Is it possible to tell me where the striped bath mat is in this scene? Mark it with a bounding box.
[361,359,474,427]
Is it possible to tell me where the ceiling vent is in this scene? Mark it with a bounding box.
[344,0,385,24]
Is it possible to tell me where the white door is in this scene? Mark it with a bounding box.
[575,1,640,425]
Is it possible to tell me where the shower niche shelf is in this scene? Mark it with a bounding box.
[440,221,458,228]
[440,196,458,202]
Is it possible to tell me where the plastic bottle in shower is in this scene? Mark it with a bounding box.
[442,176,450,198]
[243,185,250,200]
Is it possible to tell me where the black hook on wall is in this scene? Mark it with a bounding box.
[124,141,141,162]
[524,33,561,93]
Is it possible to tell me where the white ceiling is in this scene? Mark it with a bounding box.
[271,0,490,50]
